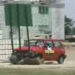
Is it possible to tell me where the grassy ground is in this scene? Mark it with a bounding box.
[0,69,75,75]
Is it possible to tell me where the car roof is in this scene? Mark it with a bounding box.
[30,39,61,41]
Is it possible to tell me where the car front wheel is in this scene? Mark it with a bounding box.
[58,56,64,64]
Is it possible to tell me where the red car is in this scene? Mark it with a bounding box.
[10,39,66,64]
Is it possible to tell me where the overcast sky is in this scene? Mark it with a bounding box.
[65,0,75,21]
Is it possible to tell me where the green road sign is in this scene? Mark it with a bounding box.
[4,4,33,26]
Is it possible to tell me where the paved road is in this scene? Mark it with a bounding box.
[0,60,75,69]
[65,47,75,61]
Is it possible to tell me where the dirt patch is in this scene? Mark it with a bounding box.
[65,47,75,61]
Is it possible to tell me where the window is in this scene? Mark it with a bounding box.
[36,40,44,47]
[50,0,56,3]
[38,25,49,33]
[53,41,61,47]
[24,40,44,47]
[39,6,49,14]
[45,41,53,48]
[24,40,36,46]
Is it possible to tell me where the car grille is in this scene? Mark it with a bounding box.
[16,50,34,58]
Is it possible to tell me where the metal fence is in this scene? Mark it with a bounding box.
[0,39,24,62]
[0,39,12,62]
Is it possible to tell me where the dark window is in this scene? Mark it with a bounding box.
[24,40,44,47]
[39,6,49,14]
[36,40,44,47]
[45,41,53,47]
[24,40,37,46]
[50,0,56,3]
[38,25,49,33]
[53,41,61,47]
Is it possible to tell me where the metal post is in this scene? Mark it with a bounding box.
[9,4,14,53]
[25,4,30,50]
[17,4,21,50]
[26,24,30,50]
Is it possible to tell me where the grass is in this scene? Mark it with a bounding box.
[0,69,75,75]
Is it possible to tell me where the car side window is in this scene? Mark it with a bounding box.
[36,41,44,47]
[45,41,53,48]
[53,41,61,48]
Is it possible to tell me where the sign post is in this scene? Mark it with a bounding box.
[25,4,30,50]
[4,2,33,53]
[9,4,14,53]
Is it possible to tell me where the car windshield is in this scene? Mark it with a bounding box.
[24,40,44,47]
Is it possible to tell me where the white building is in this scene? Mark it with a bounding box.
[0,0,65,40]
[0,0,65,61]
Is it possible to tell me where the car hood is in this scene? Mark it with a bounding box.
[15,46,41,52]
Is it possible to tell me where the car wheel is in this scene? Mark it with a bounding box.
[58,56,64,64]
[10,54,20,64]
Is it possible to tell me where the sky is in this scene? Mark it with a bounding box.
[65,0,75,21]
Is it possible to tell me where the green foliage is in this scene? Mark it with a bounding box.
[65,16,72,23]
[73,27,75,35]
[65,26,72,35]
[65,16,72,26]
[65,16,73,35]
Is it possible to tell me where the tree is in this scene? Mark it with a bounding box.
[73,27,75,35]
[65,16,72,23]
[65,16,73,26]
[65,16,72,35]
[65,26,72,35]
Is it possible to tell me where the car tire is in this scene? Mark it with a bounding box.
[58,56,64,64]
[10,54,20,64]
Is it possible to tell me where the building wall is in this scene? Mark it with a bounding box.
[51,0,65,40]
[0,0,65,40]
[20,6,52,39]
[1,4,52,40]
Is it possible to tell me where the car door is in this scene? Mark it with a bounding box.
[43,41,55,60]
[35,40,45,53]
[52,41,64,60]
